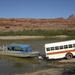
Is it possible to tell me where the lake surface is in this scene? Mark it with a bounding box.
[0,37,75,75]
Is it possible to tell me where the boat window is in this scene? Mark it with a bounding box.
[60,46,63,49]
[55,46,59,50]
[73,44,75,47]
[11,47,14,50]
[46,48,50,51]
[68,44,72,48]
[8,47,12,50]
[64,45,68,49]
[14,47,22,51]
[8,46,22,51]
[24,48,28,52]
[51,47,54,51]
[28,47,32,51]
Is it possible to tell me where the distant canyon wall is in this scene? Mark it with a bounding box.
[0,14,75,32]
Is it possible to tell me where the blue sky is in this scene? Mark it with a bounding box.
[0,0,75,18]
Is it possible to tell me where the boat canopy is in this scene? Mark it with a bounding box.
[7,44,30,48]
[6,44,32,52]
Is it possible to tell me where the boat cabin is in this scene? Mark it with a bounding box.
[3,44,32,53]
[0,44,39,57]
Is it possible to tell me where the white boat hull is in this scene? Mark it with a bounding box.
[0,51,39,57]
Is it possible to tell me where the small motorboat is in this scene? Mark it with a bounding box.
[0,44,39,57]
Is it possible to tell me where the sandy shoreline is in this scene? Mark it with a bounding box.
[15,58,75,75]
[0,36,45,40]
[22,68,63,75]
[0,35,68,40]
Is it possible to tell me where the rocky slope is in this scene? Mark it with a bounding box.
[0,14,75,32]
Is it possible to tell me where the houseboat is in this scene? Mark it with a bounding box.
[0,44,39,57]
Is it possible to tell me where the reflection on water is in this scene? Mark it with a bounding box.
[14,63,22,68]
[0,55,46,75]
[0,55,40,65]
[0,37,75,75]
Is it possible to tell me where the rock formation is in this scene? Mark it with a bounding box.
[0,14,75,32]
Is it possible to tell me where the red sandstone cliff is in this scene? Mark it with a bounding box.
[0,14,75,32]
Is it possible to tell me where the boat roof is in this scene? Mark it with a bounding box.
[7,44,30,48]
